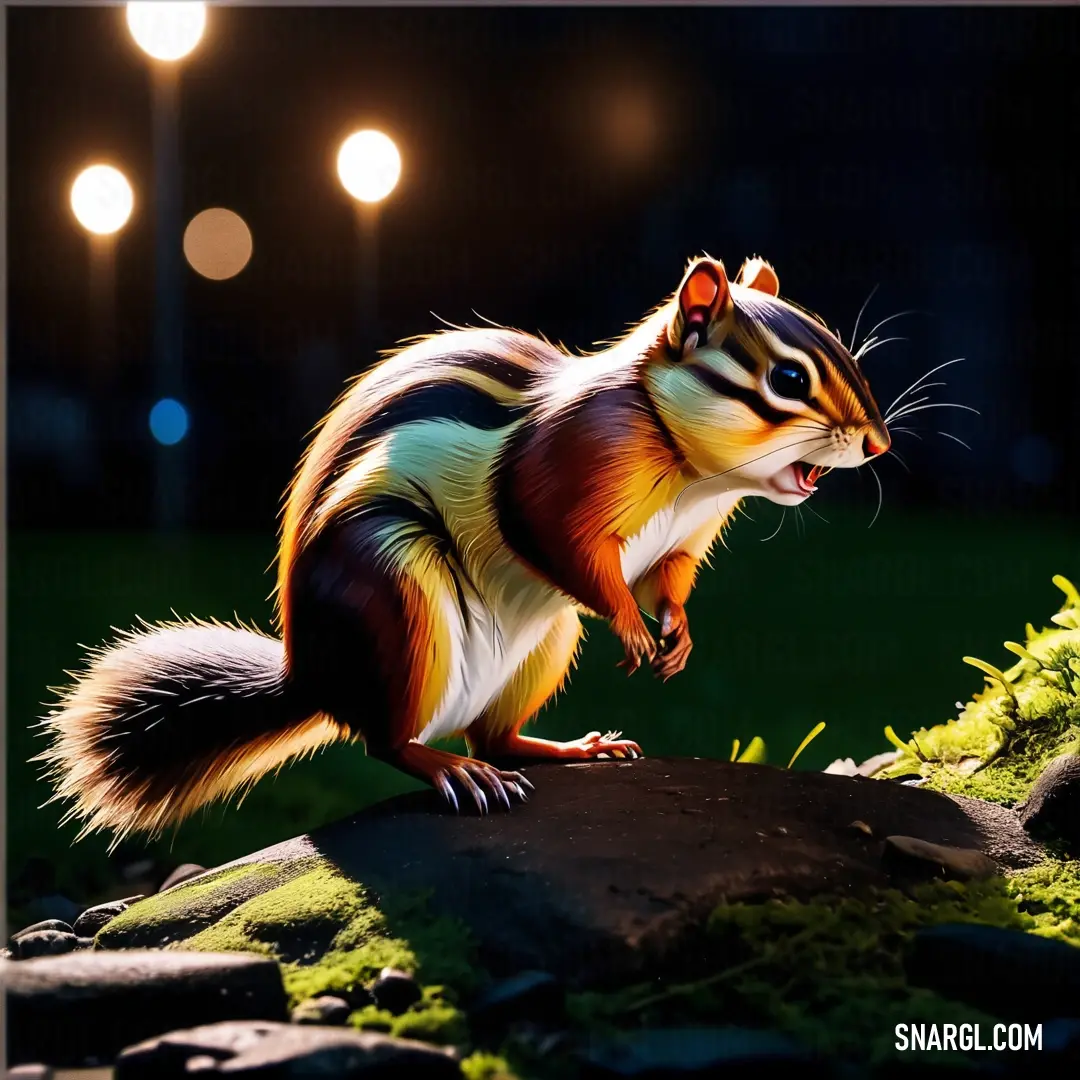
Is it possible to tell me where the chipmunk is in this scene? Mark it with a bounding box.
[37,254,890,845]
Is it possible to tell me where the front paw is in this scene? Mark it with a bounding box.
[653,602,692,681]
[614,617,657,676]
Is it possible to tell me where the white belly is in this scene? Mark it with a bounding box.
[417,557,569,743]
[621,487,745,587]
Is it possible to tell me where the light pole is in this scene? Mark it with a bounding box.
[70,164,134,387]
[126,1,206,534]
[336,129,401,360]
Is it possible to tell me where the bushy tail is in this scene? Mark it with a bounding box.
[35,617,345,848]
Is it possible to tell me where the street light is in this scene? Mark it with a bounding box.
[126,1,206,534]
[70,165,134,236]
[336,130,401,203]
[71,164,134,392]
[125,2,206,62]
[336,129,400,360]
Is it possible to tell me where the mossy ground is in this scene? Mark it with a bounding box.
[873,575,1080,808]
[100,856,481,1046]
[87,573,1080,1078]
[567,859,1080,1070]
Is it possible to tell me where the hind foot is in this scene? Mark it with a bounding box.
[474,729,643,763]
[379,740,533,815]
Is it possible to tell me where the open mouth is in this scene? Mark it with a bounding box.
[771,461,829,497]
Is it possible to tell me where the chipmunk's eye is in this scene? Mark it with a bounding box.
[768,361,810,401]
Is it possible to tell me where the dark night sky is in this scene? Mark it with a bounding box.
[8,4,1080,531]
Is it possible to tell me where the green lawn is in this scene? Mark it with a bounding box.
[7,506,1077,908]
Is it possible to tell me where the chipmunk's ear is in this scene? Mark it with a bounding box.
[667,257,732,358]
[736,256,780,296]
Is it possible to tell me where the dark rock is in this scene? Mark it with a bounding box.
[579,1026,829,1078]
[6,1066,54,1080]
[11,931,78,960]
[73,898,135,938]
[339,984,375,1011]
[1018,753,1080,849]
[882,836,1000,881]
[158,863,207,892]
[96,758,1046,983]
[21,895,82,927]
[469,970,564,1032]
[115,1020,462,1079]
[3,949,289,1067]
[291,995,352,1025]
[371,967,422,1015]
[10,921,73,941]
[905,923,1080,1022]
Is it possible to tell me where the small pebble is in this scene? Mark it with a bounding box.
[338,983,375,1010]
[13,930,79,959]
[291,995,352,1025]
[75,937,96,950]
[1018,752,1080,848]
[883,835,999,881]
[371,967,422,1015]
[10,920,73,941]
[73,898,135,938]
[6,1065,54,1080]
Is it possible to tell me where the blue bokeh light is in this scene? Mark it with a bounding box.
[149,398,189,446]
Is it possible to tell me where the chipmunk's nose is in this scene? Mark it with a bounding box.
[863,430,891,458]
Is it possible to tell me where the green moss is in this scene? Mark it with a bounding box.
[141,856,477,1045]
[872,574,1080,806]
[349,987,469,1046]
[1007,858,1080,944]
[461,1051,516,1080]
[96,861,302,948]
[569,865,1080,1068]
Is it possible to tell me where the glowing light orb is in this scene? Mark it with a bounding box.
[126,2,206,62]
[184,208,253,280]
[70,165,134,236]
[150,398,189,445]
[336,130,401,203]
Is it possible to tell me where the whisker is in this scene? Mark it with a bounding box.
[849,283,880,352]
[867,463,884,529]
[887,402,980,423]
[804,502,831,524]
[936,430,973,451]
[888,426,923,441]
[882,357,966,417]
[761,508,787,543]
[854,335,908,362]
[884,394,931,423]
[887,449,911,473]
[882,383,948,423]
[860,308,930,346]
